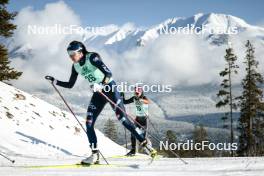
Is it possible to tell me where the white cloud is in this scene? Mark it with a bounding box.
[100,31,264,87]
[10,1,82,90]
[100,34,225,86]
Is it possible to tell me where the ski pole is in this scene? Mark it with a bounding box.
[0,152,15,163]
[47,81,109,165]
[97,91,188,164]
[98,150,109,165]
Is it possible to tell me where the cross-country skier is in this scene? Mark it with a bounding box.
[45,41,157,164]
[121,87,150,156]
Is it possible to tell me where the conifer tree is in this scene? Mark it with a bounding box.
[237,40,264,156]
[0,0,22,81]
[216,46,239,156]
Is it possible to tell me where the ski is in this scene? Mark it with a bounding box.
[25,163,124,169]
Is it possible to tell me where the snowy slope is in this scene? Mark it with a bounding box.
[0,81,126,158]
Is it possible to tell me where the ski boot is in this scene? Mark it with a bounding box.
[141,140,157,158]
[81,150,100,165]
[125,149,136,156]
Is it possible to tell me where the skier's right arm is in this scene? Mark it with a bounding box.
[55,65,78,88]
[120,92,134,104]
[123,96,134,104]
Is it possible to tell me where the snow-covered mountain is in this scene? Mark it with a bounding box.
[8,13,264,57]
[81,13,264,52]
[0,81,125,158]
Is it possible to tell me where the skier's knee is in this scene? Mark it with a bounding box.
[135,127,144,136]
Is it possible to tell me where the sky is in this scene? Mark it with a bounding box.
[8,0,264,27]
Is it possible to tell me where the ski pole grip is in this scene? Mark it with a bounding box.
[45,76,52,80]
[45,76,56,85]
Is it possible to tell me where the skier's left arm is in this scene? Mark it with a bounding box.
[90,53,112,85]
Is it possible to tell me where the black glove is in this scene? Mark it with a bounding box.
[45,75,55,83]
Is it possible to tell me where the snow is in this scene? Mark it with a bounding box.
[0,81,126,158]
[56,12,262,51]
[8,12,264,60]
[134,13,258,47]
[0,156,264,176]
[105,23,136,45]
[0,82,262,176]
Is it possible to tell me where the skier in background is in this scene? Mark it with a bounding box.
[45,41,156,164]
[121,86,150,156]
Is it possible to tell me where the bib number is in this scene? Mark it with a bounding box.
[136,106,142,111]
[85,74,96,82]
